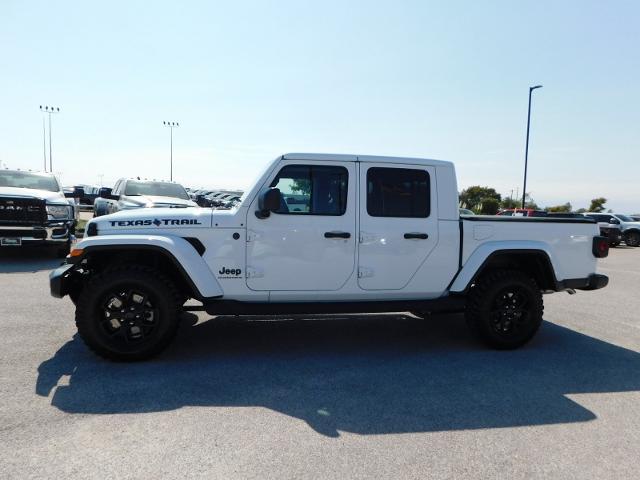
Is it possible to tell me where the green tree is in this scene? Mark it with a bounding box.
[546,202,572,213]
[459,186,501,212]
[291,178,311,195]
[500,197,519,210]
[480,197,501,215]
[523,193,539,210]
[588,197,607,212]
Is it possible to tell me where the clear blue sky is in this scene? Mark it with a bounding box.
[1,0,639,211]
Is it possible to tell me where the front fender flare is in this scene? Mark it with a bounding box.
[74,234,223,299]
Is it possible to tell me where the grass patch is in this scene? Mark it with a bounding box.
[76,218,88,236]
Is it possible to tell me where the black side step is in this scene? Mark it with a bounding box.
[201,296,466,316]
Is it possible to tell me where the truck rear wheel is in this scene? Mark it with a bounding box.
[466,270,543,350]
[75,266,181,361]
[624,231,640,247]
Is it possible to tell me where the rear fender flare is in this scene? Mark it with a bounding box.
[450,241,559,293]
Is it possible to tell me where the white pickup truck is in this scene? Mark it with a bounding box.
[50,153,609,360]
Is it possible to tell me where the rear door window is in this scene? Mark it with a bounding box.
[366,167,430,218]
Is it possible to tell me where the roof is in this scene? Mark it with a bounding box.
[1,169,55,177]
[282,153,453,167]
[118,177,181,184]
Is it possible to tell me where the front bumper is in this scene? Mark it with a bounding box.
[49,263,75,298]
[557,273,609,292]
[0,222,73,245]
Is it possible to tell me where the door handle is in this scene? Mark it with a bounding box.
[324,231,351,239]
[404,232,429,240]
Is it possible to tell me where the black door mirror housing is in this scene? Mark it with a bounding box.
[98,187,118,200]
[256,188,281,218]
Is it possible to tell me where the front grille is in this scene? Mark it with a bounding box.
[0,228,47,239]
[0,197,47,225]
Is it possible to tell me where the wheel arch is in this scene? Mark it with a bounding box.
[70,235,223,301]
[450,247,559,293]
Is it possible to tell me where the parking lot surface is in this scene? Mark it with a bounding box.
[1,247,640,479]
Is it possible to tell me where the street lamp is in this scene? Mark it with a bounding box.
[39,105,60,172]
[521,85,542,209]
[163,121,179,181]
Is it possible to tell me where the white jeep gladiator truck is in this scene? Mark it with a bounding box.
[50,153,609,360]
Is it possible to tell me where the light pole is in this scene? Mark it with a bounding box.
[521,86,542,209]
[40,105,60,172]
[40,110,47,171]
[163,121,179,181]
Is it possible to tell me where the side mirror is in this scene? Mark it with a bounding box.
[256,188,281,219]
[98,187,116,199]
[610,218,620,225]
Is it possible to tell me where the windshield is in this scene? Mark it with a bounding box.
[616,214,635,222]
[124,181,189,200]
[0,171,60,192]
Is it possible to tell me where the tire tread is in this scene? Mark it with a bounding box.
[75,265,181,361]
[465,269,543,350]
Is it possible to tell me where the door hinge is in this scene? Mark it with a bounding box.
[245,266,264,278]
[246,230,260,242]
[358,267,374,278]
[359,232,377,244]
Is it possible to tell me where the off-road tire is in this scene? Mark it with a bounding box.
[55,241,71,258]
[465,269,543,350]
[624,231,640,247]
[75,266,181,361]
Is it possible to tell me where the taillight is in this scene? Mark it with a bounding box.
[592,236,609,258]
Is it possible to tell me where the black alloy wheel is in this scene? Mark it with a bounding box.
[489,286,531,336]
[99,288,160,347]
[75,267,181,361]
[466,269,543,350]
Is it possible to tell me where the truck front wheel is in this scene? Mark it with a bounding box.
[75,266,181,361]
[466,270,543,350]
[54,240,71,258]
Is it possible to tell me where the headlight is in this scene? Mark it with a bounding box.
[46,204,72,220]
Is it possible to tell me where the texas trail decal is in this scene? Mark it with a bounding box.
[108,218,202,227]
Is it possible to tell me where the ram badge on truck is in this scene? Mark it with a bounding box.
[50,153,609,360]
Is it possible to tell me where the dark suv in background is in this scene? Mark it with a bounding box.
[583,213,623,247]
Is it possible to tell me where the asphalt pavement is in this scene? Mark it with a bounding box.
[1,246,639,479]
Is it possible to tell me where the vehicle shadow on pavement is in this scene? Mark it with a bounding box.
[36,313,640,437]
[0,249,62,273]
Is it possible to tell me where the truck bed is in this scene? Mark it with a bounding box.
[459,215,600,284]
